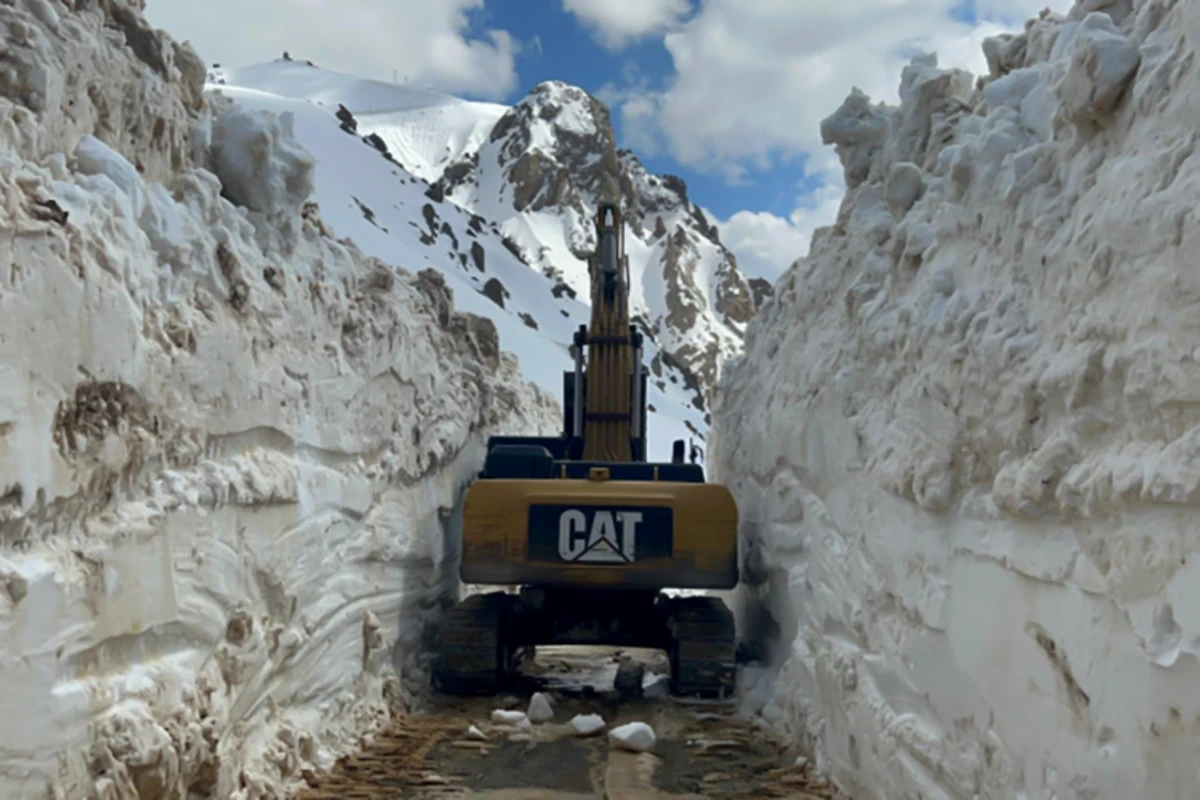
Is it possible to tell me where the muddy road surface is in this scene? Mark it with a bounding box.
[297,647,844,799]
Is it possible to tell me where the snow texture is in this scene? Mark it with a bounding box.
[490,710,528,726]
[527,692,554,723]
[569,713,606,736]
[0,1,556,798]
[713,1,1200,798]
[608,721,656,753]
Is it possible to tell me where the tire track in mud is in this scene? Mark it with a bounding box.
[296,647,847,799]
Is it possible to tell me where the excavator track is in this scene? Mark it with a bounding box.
[665,594,737,699]
[430,592,514,695]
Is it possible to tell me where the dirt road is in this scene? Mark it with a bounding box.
[296,647,842,799]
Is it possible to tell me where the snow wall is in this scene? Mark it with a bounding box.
[713,1,1200,798]
[0,1,558,797]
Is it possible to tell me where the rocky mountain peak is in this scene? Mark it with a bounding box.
[525,81,608,134]
[615,151,722,247]
[464,81,621,222]
[417,81,773,407]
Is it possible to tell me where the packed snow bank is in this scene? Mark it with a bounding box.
[714,1,1200,798]
[0,1,557,798]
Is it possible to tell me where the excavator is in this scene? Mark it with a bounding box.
[430,202,739,698]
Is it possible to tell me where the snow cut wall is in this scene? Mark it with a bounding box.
[714,1,1200,798]
[0,1,557,797]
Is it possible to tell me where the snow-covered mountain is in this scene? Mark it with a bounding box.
[203,64,712,459]
[211,58,770,416]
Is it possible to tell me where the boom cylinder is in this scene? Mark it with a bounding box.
[582,203,634,462]
[572,326,584,438]
[631,326,642,441]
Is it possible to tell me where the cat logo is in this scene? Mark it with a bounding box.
[557,508,641,563]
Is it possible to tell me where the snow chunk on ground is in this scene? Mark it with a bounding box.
[714,1,1200,799]
[527,692,554,723]
[608,722,656,753]
[569,714,606,736]
[491,710,529,725]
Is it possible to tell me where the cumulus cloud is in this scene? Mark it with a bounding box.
[145,0,520,99]
[714,180,846,282]
[971,0,1072,22]
[629,1,1004,173]
[602,0,1073,272]
[563,0,693,50]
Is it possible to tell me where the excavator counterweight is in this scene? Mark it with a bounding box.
[430,202,739,698]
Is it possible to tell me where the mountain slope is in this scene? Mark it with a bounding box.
[207,63,715,458]
[214,60,769,410]
[210,59,509,184]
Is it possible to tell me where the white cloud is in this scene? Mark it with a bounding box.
[971,0,1069,24]
[616,92,663,155]
[562,0,692,50]
[713,179,845,282]
[144,0,519,99]
[717,210,808,283]
[608,0,1074,274]
[645,1,995,171]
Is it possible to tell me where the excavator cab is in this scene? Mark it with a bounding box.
[431,202,739,698]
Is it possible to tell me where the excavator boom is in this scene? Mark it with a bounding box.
[583,203,634,462]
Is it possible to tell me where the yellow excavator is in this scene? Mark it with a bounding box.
[431,202,739,698]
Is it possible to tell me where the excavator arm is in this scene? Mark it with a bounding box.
[581,203,636,462]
